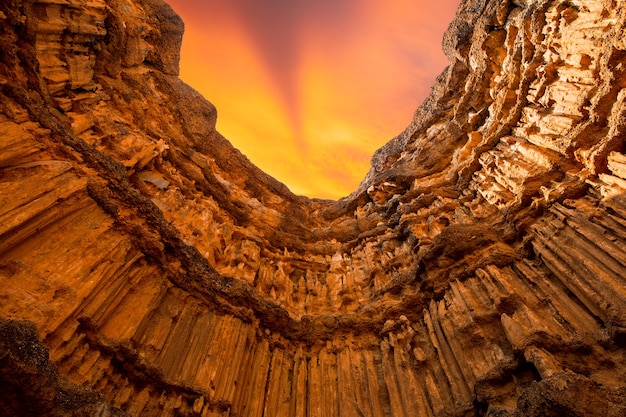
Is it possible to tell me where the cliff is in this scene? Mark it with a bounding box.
[0,0,625,416]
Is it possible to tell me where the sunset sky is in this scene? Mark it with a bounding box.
[166,0,460,199]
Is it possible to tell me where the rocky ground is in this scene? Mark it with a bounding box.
[0,0,625,415]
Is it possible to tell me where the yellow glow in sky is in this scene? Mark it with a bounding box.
[166,0,459,199]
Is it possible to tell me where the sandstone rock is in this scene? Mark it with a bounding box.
[1,0,626,416]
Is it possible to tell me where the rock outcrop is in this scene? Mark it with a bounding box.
[1,0,626,415]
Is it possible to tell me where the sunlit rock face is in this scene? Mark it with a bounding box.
[1,0,626,415]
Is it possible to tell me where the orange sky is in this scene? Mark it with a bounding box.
[166,0,460,199]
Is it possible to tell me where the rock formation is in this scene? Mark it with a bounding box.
[1,0,625,415]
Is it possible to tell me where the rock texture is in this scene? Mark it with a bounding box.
[1,0,626,415]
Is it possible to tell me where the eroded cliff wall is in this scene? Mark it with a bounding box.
[0,0,625,416]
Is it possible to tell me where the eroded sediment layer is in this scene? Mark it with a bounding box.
[1,0,626,416]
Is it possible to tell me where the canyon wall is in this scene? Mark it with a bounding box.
[1,0,626,415]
